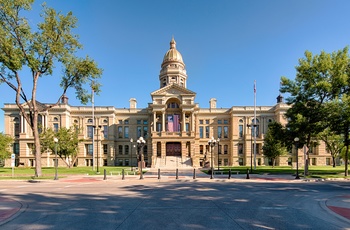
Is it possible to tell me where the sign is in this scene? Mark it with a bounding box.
[11,154,15,167]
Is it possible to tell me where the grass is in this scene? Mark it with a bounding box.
[0,166,138,180]
[0,165,348,180]
[202,166,349,179]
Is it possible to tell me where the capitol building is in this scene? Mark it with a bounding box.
[2,38,331,168]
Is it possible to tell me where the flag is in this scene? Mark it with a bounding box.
[173,114,180,132]
[167,115,173,132]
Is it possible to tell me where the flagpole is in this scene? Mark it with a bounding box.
[92,85,95,171]
[253,80,257,170]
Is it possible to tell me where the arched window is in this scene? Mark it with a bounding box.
[167,102,179,108]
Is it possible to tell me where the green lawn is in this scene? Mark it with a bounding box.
[0,165,348,180]
[0,166,138,180]
[203,166,349,179]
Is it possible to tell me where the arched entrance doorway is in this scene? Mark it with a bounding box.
[166,142,181,156]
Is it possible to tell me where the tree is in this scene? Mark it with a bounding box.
[0,1,102,177]
[40,127,81,168]
[0,132,13,165]
[262,122,288,167]
[325,96,350,176]
[280,47,349,175]
[318,128,344,167]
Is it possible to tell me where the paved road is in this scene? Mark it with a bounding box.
[0,176,350,229]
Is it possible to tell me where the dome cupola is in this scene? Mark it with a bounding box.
[159,37,188,88]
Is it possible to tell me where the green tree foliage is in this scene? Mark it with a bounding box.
[0,132,13,163]
[0,1,102,176]
[318,128,344,168]
[280,47,349,175]
[262,122,288,167]
[40,127,81,168]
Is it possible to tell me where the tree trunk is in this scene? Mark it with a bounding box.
[345,145,349,177]
[32,112,42,177]
[332,156,336,167]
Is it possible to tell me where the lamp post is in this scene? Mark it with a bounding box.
[137,137,146,179]
[294,137,300,179]
[94,125,102,173]
[130,138,133,171]
[54,137,58,180]
[247,124,257,172]
[208,137,220,179]
[217,139,220,171]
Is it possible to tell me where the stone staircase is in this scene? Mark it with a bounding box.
[155,156,192,169]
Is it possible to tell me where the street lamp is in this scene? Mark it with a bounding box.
[53,137,58,180]
[94,125,102,173]
[294,137,300,179]
[130,138,133,171]
[137,137,146,179]
[217,138,220,171]
[247,124,257,172]
[208,137,220,179]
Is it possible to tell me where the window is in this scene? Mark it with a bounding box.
[137,126,142,138]
[38,114,43,134]
[156,123,162,132]
[13,143,19,154]
[143,126,148,138]
[88,118,93,123]
[224,145,228,154]
[118,145,123,155]
[199,120,203,125]
[125,145,129,155]
[205,126,209,138]
[238,143,243,154]
[224,126,228,138]
[185,123,189,132]
[124,126,129,138]
[103,125,108,138]
[239,125,243,138]
[199,127,204,138]
[218,144,222,154]
[86,144,93,155]
[124,120,129,125]
[118,126,123,138]
[137,120,141,125]
[53,123,59,133]
[118,120,122,124]
[218,126,222,138]
[87,125,93,138]
[205,120,209,124]
[200,145,204,154]
[218,119,222,124]
[125,159,130,166]
[224,159,228,166]
[14,123,20,138]
[224,119,228,124]
[143,120,148,125]
[103,144,108,154]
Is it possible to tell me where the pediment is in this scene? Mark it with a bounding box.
[21,100,48,112]
[151,83,196,96]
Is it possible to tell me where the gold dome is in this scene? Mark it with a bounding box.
[162,37,183,63]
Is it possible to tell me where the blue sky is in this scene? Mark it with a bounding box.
[1,0,350,132]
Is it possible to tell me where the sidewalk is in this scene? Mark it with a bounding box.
[1,172,350,226]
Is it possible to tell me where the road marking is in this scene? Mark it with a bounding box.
[261,207,287,210]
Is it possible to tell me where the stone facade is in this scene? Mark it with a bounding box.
[2,38,333,168]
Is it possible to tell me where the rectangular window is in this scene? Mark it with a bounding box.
[118,120,123,125]
[239,125,243,138]
[238,143,243,154]
[218,126,222,138]
[224,159,228,166]
[125,145,129,155]
[28,143,34,155]
[103,125,108,138]
[218,119,222,124]
[205,120,209,124]
[199,127,204,138]
[224,145,228,154]
[137,120,141,125]
[118,145,123,155]
[53,123,59,133]
[118,126,123,138]
[224,119,229,124]
[124,126,129,138]
[199,120,203,125]
[87,125,93,138]
[124,120,129,125]
[143,126,148,138]
[86,144,93,155]
[125,159,130,166]
[224,126,228,138]
[13,143,19,154]
[205,126,209,138]
[143,120,148,125]
[218,144,222,154]
[137,126,142,138]
[157,123,162,132]
[200,145,204,154]
[103,144,108,154]
[14,123,20,137]
[185,123,189,132]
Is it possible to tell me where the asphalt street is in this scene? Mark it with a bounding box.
[0,174,350,230]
